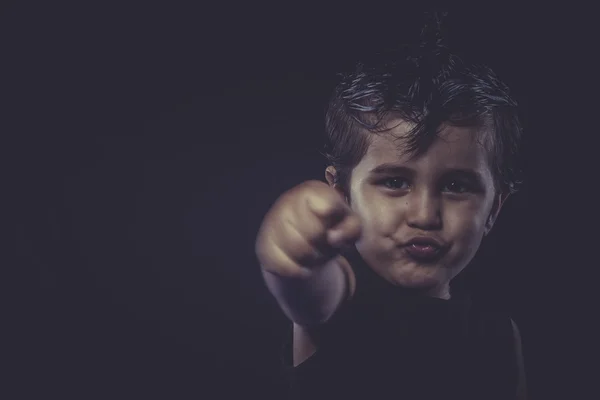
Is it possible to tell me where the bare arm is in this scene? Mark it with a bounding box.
[262,254,355,327]
[288,259,356,366]
[255,180,360,332]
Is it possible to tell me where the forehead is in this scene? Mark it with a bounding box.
[357,119,492,173]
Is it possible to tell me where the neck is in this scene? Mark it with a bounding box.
[396,282,452,300]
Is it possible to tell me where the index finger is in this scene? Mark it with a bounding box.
[305,190,350,228]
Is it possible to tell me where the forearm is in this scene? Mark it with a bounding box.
[262,255,349,326]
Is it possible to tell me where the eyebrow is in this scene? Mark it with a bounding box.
[369,163,415,175]
[369,163,485,182]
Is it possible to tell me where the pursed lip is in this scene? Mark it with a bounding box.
[401,235,449,261]
[403,236,447,249]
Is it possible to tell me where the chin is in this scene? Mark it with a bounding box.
[392,275,441,290]
[386,262,448,290]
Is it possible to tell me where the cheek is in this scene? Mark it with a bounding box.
[353,193,401,241]
[446,203,488,244]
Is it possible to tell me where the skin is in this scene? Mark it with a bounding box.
[326,118,509,299]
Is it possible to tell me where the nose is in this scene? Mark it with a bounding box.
[405,189,442,230]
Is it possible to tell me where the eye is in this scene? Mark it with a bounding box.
[381,177,410,190]
[443,180,472,194]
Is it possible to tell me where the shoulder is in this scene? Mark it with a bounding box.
[466,301,523,397]
[467,298,514,338]
[468,304,516,365]
[510,319,522,342]
[510,319,528,399]
[510,319,524,363]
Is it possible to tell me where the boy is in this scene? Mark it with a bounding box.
[255,16,526,400]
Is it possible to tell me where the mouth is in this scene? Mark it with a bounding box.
[402,237,447,262]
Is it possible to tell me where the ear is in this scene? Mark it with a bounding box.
[325,166,337,187]
[484,191,510,236]
[325,166,348,201]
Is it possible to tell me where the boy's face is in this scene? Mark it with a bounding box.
[328,118,507,299]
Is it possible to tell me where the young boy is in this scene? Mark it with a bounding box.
[255,17,526,400]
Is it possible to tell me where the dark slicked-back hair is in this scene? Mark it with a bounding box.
[323,12,522,199]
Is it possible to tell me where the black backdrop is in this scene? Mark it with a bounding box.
[7,3,596,399]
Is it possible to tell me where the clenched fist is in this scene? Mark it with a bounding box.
[255,180,362,279]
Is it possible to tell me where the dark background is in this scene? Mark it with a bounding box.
[6,3,596,399]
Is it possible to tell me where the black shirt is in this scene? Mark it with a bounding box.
[281,247,518,400]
